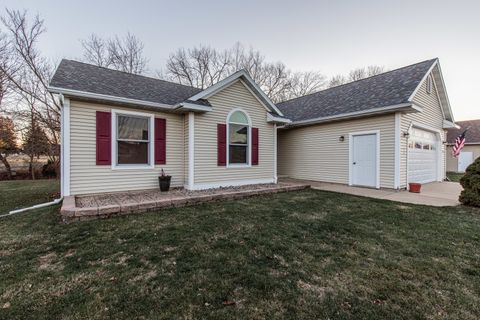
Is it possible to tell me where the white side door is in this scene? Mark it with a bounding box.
[352,134,377,187]
[458,151,473,172]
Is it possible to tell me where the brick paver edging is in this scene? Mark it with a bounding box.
[60,184,310,223]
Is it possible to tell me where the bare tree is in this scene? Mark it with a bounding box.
[348,68,367,82]
[162,43,326,102]
[0,9,60,171]
[367,65,385,77]
[0,116,17,179]
[80,34,110,67]
[328,74,348,88]
[286,71,327,99]
[81,33,148,74]
[328,65,386,88]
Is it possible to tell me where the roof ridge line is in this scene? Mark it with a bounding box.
[278,58,438,105]
[62,59,202,91]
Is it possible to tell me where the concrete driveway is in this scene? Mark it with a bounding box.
[290,179,462,206]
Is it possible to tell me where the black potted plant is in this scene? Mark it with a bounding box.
[158,169,171,192]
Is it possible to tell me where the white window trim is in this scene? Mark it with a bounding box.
[226,108,252,168]
[111,109,155,170]
[348,130,381,189]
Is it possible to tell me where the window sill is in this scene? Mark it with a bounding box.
[111,164,155,170]
[226,164,251,169]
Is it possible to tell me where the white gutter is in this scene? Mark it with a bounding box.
[48,86,174,111]
[1,198,63,218]
[174,102,213,113]
[267,113,291,124]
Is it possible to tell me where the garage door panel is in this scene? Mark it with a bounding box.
[408,128,438,184]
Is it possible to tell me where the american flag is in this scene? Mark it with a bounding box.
[452,130,467,158]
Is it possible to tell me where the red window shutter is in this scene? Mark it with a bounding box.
[96,111,111,165]
[155,118,166,165]
[217,123,227,166]
[252,127,259,165]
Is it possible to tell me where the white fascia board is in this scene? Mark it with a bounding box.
[48,86,174,111]
[186,69,284,117]
[407,59,454,123]
[174,102,212,113]
[433,61,454,122]
[287,103,414,128]
[267,113,291,124]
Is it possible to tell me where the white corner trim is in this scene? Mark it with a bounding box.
[226,108,252,167]
[188,112,195,190]
[111,109,155,170]
[191,178,275,191]
[348,130,381,189]
[394,112,401,189]
[48,86,173,111]
[273,124,278,184]
[62,96,71,196]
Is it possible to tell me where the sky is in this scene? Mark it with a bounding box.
[2,0,480,120]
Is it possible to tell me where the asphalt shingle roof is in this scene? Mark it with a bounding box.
[447,120,480,144]
[50,59,202,105]
[277,59,437,122]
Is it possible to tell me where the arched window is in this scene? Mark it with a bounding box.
[426,75,432,94]
[227,110,250,165]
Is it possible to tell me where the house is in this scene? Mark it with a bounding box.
[49,58,455,197]
[276,59,455,189]
[49,60,290,196]
[446,119,480,172]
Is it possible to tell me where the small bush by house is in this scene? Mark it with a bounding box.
[459,157,480,207]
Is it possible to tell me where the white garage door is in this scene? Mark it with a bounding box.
[408,128,438,184]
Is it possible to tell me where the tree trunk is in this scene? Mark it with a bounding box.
[0,154,12,180]
[29,154,35,180]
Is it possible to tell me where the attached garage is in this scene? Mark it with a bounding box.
[407,127,440,184]
[277,58,456,190]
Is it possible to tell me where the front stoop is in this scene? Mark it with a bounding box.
[60,183,310,223]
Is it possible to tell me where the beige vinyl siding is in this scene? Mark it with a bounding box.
[278,114,396,188]
[446,145,480,172]
[193,80,275,185]
[400,68,446,187]
[69,101,185,195]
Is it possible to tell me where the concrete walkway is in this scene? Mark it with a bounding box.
[286,179,462,207]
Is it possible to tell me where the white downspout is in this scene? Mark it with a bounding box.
[2,198,63,218]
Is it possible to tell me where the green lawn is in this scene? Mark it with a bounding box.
[447,171,464,183]
[1,181,480,319]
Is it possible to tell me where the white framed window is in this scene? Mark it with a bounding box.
[112,109,155,169]
[426,75,432,94]
[227,109,251,167]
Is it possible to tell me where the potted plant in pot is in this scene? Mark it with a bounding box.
[158,169,171,192]
[409,182,422,193]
